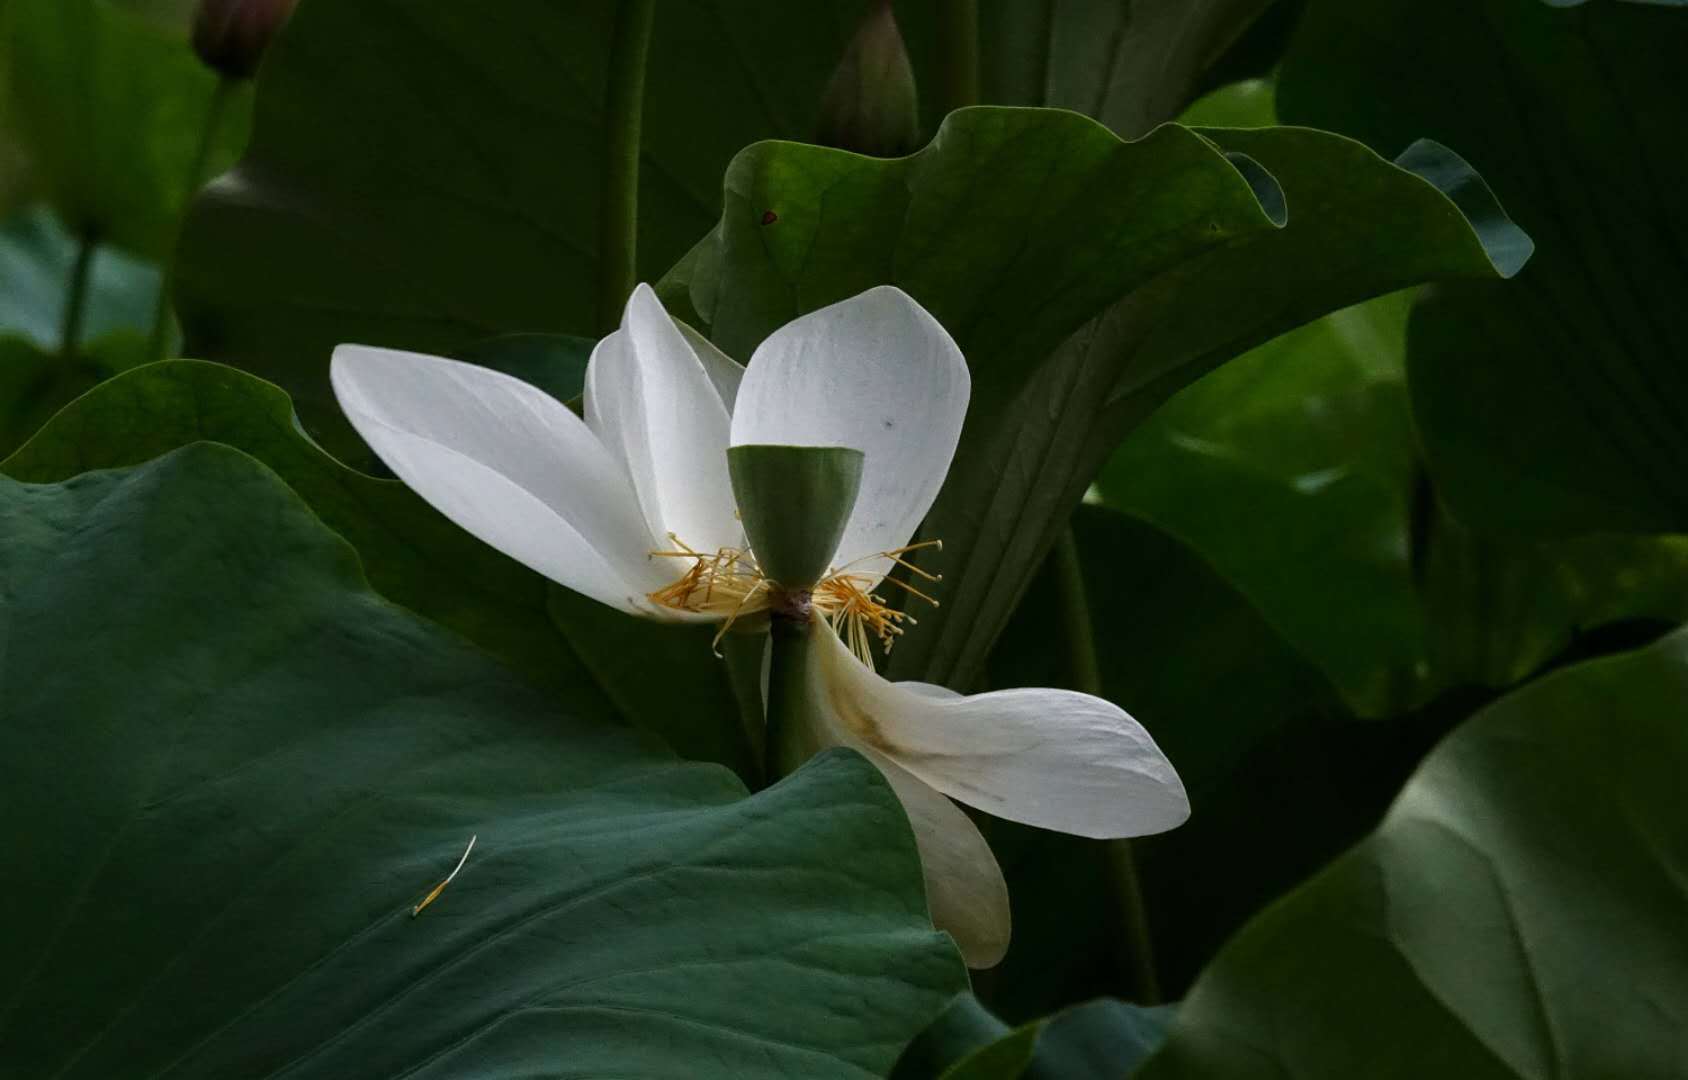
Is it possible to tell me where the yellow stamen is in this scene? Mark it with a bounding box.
[812,541,943,669]
[645,535,943,667]
[412,834,477,917]
[646,535,775,653]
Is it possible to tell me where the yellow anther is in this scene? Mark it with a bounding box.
[646,535,942,667]
[413,834,477,918]
[647,535,775,652]
[812,540,943,669]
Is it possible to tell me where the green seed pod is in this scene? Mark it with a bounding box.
[728,444,865,592]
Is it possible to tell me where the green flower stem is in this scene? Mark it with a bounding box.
[1054,529,1103,697]
[763,600,817,790]
[1052,525,1162,1004]
[1105,839,1162,1004]
[596,0,656,334]
[59,230,98,363]
[147,76,235,363]
[936,0,979,116]
[721,630,770,784]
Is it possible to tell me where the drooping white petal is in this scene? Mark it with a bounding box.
[812,626,1190,839]
[862,747,1010,968]
[584,283,741,554]
[768,639,1010,968]
[331,345,666,616]
[729,286,969,583]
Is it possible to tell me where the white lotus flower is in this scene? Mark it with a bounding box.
[331,283,965,648]
[332,283,1189,967]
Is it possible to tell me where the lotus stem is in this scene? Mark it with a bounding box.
[147,75,235,363]
[936,0,979,116]
[762,591,816,789]
[59,230,97,363]
[596,0,655,334]
[1052,525,1162,1004]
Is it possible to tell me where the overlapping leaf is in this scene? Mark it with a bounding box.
[1138,625,1688,1079]
[662,106,1527,690]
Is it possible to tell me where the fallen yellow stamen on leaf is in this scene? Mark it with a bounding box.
[412,834,477,918]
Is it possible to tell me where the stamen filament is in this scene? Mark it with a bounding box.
[645,534,943,669]
[413,834,477,917]
[647,535,775,653]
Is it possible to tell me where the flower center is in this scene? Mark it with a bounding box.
[646,535,942,667]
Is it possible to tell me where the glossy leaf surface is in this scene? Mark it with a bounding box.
[0,443,964,1077]
[1140,626,1688,1078]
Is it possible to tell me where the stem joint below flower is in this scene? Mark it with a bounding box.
[770,586,815,624]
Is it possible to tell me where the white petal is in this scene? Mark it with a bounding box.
[331,345,665,616]
[729,286,969,583]
[676,319,745,412]
[769,644,1009,969]
[863,748,1010,969]
[812,626,1190,839]
[584,283,741,553]
[897,681,962,701]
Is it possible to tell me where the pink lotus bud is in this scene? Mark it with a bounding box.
[817,0,921,157]
[192,0,298,81]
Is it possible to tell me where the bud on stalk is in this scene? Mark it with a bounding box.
[817,0,921,157]
[192,0,298,81]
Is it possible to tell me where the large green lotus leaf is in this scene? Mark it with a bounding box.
[0,360,756,777]
[0,443,964,1077]
[173,0,875,457]
[0,0,250,260]
[661,106,1526,690]
[1137,625,1688,1079]
[1099,291,1425,712]
[1279,0,1688,535]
